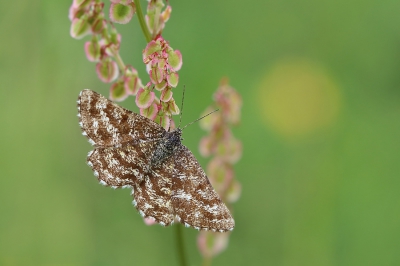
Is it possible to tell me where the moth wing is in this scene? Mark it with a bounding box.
[78,89,165,147]
[171,145,234,232]
[133,155,175,226]
[87,140,159,187]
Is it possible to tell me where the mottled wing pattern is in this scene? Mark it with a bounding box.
[78,89,165,147]
[87,140,160,188]
[87,137,176,226]
[172,146,235,232]
[78,89,235,231]
[133,155,175,226]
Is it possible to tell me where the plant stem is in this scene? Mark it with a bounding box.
[202,257,212,266]
[175,224,188,266]
[134,0,152,42]
[114,52,126,71]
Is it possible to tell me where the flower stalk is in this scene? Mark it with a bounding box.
[69,2,240,266]
[175,224,188,266]
[197,78,242,265]
[134,0,151,42]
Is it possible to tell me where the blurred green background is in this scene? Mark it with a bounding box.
[1,0,400,265]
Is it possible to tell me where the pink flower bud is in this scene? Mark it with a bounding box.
[149,67,164,84]
[166,72,179,88]
[136,88,155,109]
[124,76,141,96]
[145,2,171,36]
[157,58,167,70]
[99,34,121,57]
[199,136,215,157]
[84,40,101,62]
[109,3,136,24]
[155,80,167,91]
[161,5,172,23]
[70,18,91,39]
[214,82,242,125]
[197,231,229,259]
[166,99,179,115]
[68,5,80,21]
[216,137,242,164]
[143,217,157,226]
[143,40,162,60]
[123,66,142,96]
[160,87,173,102]
[96,59,119,83]
[167,50,182,71]
[124,66,138,76]
[140,102,158,120]
[225,180,241,203]
[155,114,172,130]
[91,17,106,34]
[93,2,105,14]
[109,81,129,102]
[207,158,233,195]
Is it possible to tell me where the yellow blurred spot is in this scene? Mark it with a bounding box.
[259,58,341,139]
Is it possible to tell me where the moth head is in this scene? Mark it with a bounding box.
[175,128,183,140]
[167,128,183,144]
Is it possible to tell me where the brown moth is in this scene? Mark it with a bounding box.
[77,89,234,232]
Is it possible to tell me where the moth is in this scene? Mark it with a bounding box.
[77,89,234,232]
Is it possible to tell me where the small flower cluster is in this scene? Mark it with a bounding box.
[69,0,105,40]
[69,0,141,99]
[197,79,242,260]
[109,1,136,24]
[69,0,181,130]
[145,0,172,39]
[139,36,182,129]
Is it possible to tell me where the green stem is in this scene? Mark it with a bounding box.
[134,0,152,42]
[175,224,188,266]
[202,257,212,266]
[114,52,126,71]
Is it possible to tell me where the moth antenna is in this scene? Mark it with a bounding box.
[178,85,186,128]
[182,109,219,130]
